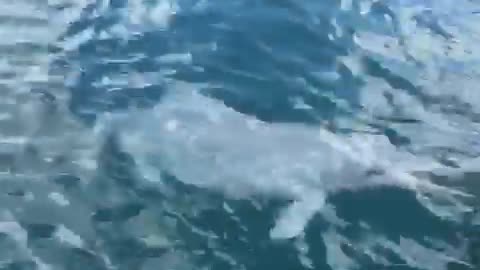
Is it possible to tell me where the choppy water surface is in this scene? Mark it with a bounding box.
[1,0,479,269]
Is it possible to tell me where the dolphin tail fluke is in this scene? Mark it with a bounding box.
[270,192,326,240]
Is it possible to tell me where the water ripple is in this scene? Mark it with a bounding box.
[0,0,479,269]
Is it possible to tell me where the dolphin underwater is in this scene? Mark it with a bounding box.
[95,83,470,239]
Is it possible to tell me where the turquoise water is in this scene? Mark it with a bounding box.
[0,0,479,269]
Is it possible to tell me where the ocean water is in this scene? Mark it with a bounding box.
[1,0,480,269]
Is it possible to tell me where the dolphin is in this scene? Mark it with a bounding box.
[96,83,470,239]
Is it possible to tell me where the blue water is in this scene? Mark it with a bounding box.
[0,0,479,269]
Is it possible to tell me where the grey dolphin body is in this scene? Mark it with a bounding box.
[98,85,469,239]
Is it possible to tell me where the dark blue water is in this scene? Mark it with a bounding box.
[0,0,479,269]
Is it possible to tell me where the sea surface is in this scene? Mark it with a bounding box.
[0,0,479,269]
